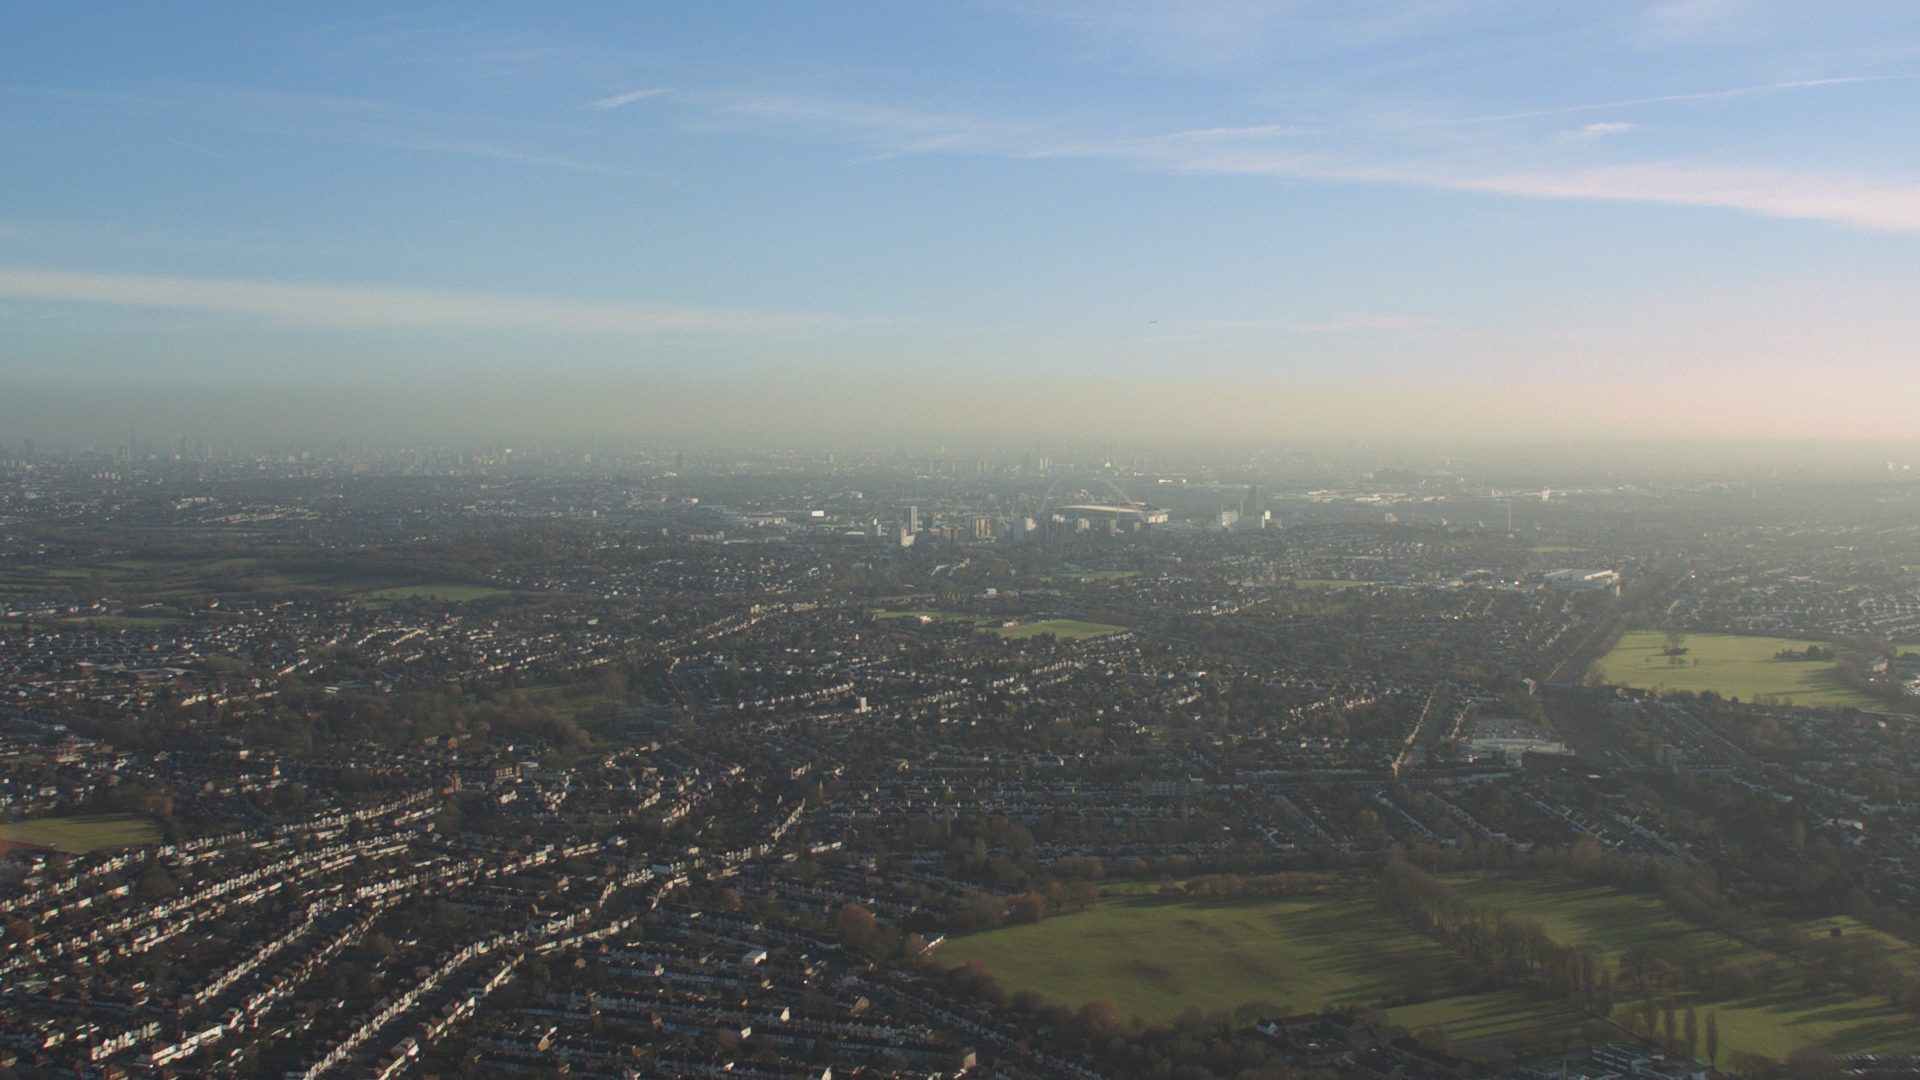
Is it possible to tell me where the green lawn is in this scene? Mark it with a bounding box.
[940,879,1920,1060]
[1289,579,1372,589]
[360,583,506,601]
[939,890,1587,1044]
[986,618,1127,640]
[1447,877,1920,1059]
[1592,631,1876,708]
[2,813,162,853]
[1045,570,1142,582]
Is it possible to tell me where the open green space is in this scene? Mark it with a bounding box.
[869,612,1126,641]
[939,890,1587,1045]
[941,879,1920,1060]
[1449,876,1920,1058]
[986,618,1127,640]
[360,583,507,601]
[1,813,162,853]
[515,682,621,727]
[1045,570,1141,582]
[1592,631,1876,707]
[1289,579,1373,589]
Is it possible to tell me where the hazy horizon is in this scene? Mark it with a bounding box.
[5,4,1919,443]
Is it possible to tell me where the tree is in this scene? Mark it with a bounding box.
[1621,944,1671,997]
[836,904,878,954]
[1704,1010,1720,1067]
[1077,1000,1124,1038]
[1067,880,1100,911]
[1007,893,1050,924]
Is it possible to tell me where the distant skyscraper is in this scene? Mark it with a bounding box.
[902,505,920,533]
[673,452,683,472]
[1245,485,1265,519]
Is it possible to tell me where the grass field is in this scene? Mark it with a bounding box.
[987,618,1127,640]
[360,583,506,601]
[870,612,1127,641]
[1,813,162,853]
[939,890,1589,1045]
[940,879,1920,1060]
[1450,877,1920,1057]
[1046,570,1141,582]
[1592,632,1875,707]
[872,611,983,623]
[1289,579,1373,589]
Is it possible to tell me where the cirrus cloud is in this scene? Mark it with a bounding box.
[0,268,869,335]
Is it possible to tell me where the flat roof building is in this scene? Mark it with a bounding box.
[1057,504,1170,525]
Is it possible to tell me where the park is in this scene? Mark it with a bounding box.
[1592,631,1877,708]
[938,873,1920,1062]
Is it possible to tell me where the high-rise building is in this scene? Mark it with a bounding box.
[902,505,921,533]
[1244,485,1265,519]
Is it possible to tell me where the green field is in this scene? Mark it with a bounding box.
[939,890,1589,1045]
[1289,579,1373,589]
[1046,570,1142,582]
[987,618,1127,640]
[940,879,1920,1059]
[1450,877,1920,1058]
[2,813,162,853]
[870,612,1127,641]
[1592,631,1876,707]
[360,582,506,601]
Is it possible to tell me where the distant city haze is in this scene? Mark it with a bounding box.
[4,4,1919,445]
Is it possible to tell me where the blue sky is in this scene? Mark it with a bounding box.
[4,2,1919,445]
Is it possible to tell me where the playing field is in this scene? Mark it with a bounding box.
[1450,877,1920,1058]
[360,582,507,601]
[940,879,1920,1059]
[987,618,1127,640]
[938,890,1589,1044]
[1,813,162,853]
[1591,631,1876,708]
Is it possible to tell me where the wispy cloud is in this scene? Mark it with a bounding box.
[0,268,868,335]
[1456,75,1901,125]
[1135,315,1431,342]
[1452,164,1920,233]
[1555,121,1640,144]
[680,91,1020,155]
[588,87,671,109]
[643,66,1920,235]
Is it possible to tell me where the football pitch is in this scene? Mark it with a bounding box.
[1591,631,1877,708]
[1,813,163,854]
[939,877,1920,1059]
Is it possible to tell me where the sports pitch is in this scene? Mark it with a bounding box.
[987,618,1126,640]
[872,612,1127,640]
[939,878,1920,1059]
[1591,631,1877,708]
[1,813,162,853]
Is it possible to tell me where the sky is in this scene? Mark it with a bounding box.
[3,2,1920,448]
